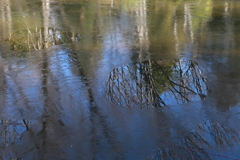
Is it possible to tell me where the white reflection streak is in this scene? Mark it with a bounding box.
[6,0,12,36]
[173,7,179,54]
[42,0,50,48]
[136,0,149,61]
[0,0,12,38]
[224,2,232,54]
[111,0,113,8]
[184,3,194,43]
[184,4,187,33]
[0,1,6,38]
[224,2,228,15]
[0,0,12,107]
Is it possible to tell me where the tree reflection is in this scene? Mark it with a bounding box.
[146,120,239,160]
[6,27,81,52]
[104,59,208,108]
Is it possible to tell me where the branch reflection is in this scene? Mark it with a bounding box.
[104,59,208,108]
[0,119,29,159]
[146,120,239,160]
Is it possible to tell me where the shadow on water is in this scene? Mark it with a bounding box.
[104,59,208,109]
[70,52,123,160]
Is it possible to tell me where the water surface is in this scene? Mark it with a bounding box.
[1,0,240,159]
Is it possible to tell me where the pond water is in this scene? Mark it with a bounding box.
[1,0,240,159]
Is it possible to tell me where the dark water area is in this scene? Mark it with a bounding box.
[1,0,240,159]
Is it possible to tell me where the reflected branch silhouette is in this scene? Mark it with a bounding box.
[0,119,29,159]
[104,59,208,108]
[146,120,239,160]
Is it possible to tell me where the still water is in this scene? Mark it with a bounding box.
[1,0,240,159]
